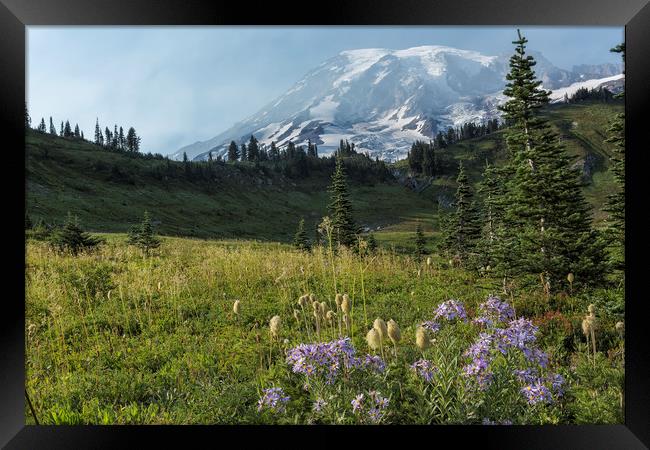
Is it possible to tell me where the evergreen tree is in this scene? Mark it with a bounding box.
[240,143,247,161]
[118,126,125,150]
[327,156,359,247]
[126,127,140,152]
[63,120,72,138]
[268,141,280,161]
[476,162,508,270]
[247,135,259,161]
[442,162,481,264]
[127,211,161,256]
[293,217,310,252]
[603,43,625,271]
[227,141,240,161]
[94,118,102,145]
[49,117,56,135]
[37,118,46,133]
[60,121,65,137]
[414,223,426,260]
[494,29,608,288]
[48,213,102,255]
[112,125,119,148]
[105,127,112,147]
[74,123,80,138]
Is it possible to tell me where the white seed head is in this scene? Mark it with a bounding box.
[270,315,281,338]
[373,318,388,341]
[567,273,574,283]
[426,257,432,267]
[366,329,381,350]
[335,293,343,307]
[320,302,328,315]
[416,327,430,351]
[581,318,590,336]
[309,293,317,304]
[233,300,241,315]
[298,295,306,307]
[312,301,320,312]
[615,321,624,336]
[588,304,596,314]
[387,319,401,344]
[293,309,301,322]
[326,310,336,322]
[341,294,351,315]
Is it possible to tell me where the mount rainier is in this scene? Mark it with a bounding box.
[172,45,622,162]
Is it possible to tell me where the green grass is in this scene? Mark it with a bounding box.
[25,236,625,424]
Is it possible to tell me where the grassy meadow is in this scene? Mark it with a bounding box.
[25,234,625,424]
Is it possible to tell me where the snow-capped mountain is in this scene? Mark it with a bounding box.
[172,46,622,162]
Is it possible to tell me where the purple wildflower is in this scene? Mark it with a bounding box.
[410,359,437,382]
[434,299,468,322]
[351,394,364,413]
[352,390,390,424]
[286,337,360,384]
[473,296,515,327]
[547,373,565,397]
[521,382,553,405]
[422,320,441,333]
[257,387,290,413]
[361,354,386,373]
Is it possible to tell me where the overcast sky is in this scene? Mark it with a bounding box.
[27,26,623,155]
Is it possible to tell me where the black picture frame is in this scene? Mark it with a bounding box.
[3,0,649,447]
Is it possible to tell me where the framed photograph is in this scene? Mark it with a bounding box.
[3,0,649,447]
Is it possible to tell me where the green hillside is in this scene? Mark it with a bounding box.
[25,100,622,248]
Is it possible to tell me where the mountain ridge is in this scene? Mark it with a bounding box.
[171,46,622,162]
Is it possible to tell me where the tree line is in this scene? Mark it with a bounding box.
[26,108,143,154]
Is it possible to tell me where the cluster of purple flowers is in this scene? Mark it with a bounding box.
[351,390,390,424]
[257,387,290,413]
[286,337,384,384]
[520,382,553,405]
[473,296,515,327]
[435,299,468,322]
[410,359,438,382]
[422,300,467,334]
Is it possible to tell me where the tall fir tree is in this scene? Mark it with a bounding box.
[49,117,56,135]
[442,162,481,264]
[603,43,625,271]
[247,135,259,161]
[494,29,608,288]
[63,120,72,137]
[476,162,509,270]
[37,118,46,133]
[240,143,247,161]
[227,141,240,161]
[293,218,311,252]
[74,123,80,138]
[327,156,359,248]
[126,127,140,152]
[94,118,102,145]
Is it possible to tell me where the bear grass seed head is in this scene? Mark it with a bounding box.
[387,319,401,344]
[341,295,351,315]
[270,315,281,338]
[335,294,343,307]
[233,300,241,315]
[326,310,336,322]
[588,304,596,314]
[373,318,388,341]
[366,329,381,351]
[416,327,430,351]
[298,295,306,307]
[567,273,574,283]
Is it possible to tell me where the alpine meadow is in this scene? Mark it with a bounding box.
[25,28,626,425]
